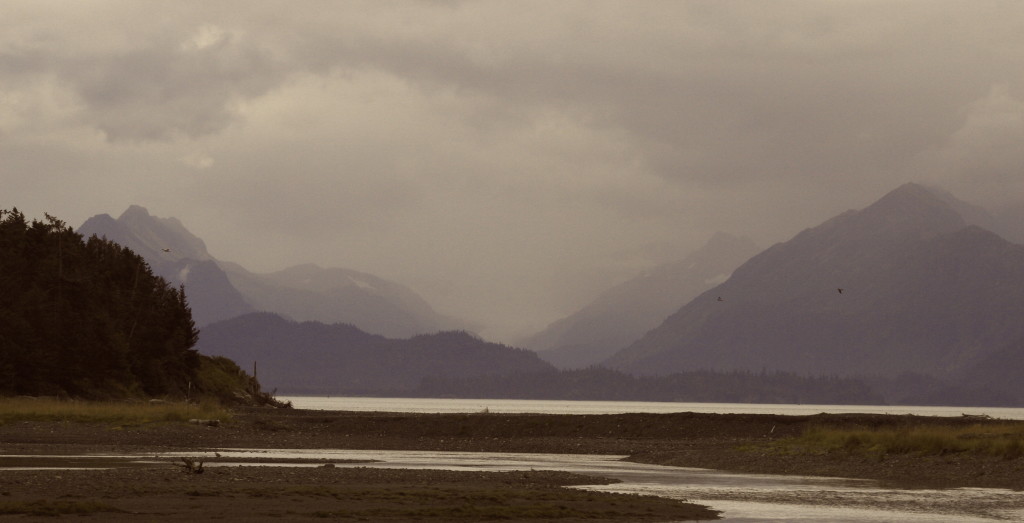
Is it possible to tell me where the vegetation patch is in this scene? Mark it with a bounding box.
[782,421,1024,459]
[0,396,231,426]
[0,209,287,408]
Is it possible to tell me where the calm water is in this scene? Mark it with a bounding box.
[278,395,1024,419]
[152,448,1024,522]
[7,448,1023,520]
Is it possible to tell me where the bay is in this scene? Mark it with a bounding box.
[278,395,1024,419]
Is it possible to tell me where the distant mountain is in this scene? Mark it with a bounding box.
[954,335,1024,404]
[991,201,1024,244]
[414,367,883,404]
[195,312,555,394]
[219,261,468,339]
[604,183,1024,404]
[79,206,253,326]
[521,233,759,369]
[78,206,465,337]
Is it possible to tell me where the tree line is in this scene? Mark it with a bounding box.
[0,209,201,398]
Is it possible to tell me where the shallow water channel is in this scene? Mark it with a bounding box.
[10,448,1021,522]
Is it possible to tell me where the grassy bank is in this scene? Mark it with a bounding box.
[783,421,1024,459]
[0,397,232,426]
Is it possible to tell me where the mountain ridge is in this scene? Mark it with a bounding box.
[78,206,466,337]
[196,312,553,394]
[603,183,1024,404]
[520,232,759,368]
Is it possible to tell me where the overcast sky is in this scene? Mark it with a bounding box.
[3,1,1024,340]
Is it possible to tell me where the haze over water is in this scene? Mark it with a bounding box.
[279,396,1024,420]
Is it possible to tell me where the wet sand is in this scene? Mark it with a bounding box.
[2,408,1023,520]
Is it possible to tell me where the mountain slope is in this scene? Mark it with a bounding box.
[521,233,759,368]
[78,206,465,336]
[604,184,1024,391]
[78,206,253,326]
[195,312,554,394]
[219,262,467,339]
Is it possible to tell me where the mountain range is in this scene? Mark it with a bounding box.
[73,183,1024,405]
[520,232,760,369]
[603,183,1024,403]
[195,312,553,394]
[78,206,465,337]
[78,206,253,326]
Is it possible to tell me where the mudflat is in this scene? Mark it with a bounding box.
[2,408,1023,521]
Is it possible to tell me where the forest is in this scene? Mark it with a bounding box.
[0,208,265,402]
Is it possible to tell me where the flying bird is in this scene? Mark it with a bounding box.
[162,248,172,252]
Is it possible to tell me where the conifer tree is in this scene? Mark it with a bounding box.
[0,209,200,398]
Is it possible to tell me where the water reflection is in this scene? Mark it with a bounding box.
[5,448,1022,520]
[152,449,1024,521]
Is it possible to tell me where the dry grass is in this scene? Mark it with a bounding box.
[791,422,1024,459]
[0,396,232,426]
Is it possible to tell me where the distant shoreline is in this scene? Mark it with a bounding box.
[278,395,1024,418]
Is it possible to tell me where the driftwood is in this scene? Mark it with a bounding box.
[175,457,204,474]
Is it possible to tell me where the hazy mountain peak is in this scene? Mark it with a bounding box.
[863,182,954,215]
[78,206,252,326]
[521,231,760,368]
[119,204,152,220]
[80,206,466,336]
[791,183,967,251]
[92,205,212,262]
[605,184,1024,405]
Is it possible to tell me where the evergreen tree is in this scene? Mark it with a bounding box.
[0,209,201,398]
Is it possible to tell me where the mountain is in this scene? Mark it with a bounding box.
[78,206,253,326]
[521,233,759,369]
[78,206,465,337]
[414,367,883,404]
[954,335,1024,404]
[604,183,1024,403]
[218,261,467,339]
[992,201,1024,244]
[195,312,555,394]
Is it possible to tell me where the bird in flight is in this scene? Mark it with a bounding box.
[162,248,172,253]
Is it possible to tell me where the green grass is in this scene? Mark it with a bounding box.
[787,422,1024,459]
[0,396,232,426]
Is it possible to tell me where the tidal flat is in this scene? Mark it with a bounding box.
[3,407,1024,521]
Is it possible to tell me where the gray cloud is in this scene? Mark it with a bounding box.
[3,1,1024,339]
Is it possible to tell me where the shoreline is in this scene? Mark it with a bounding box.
[3,408,1024,520]
[4,408,1024,489]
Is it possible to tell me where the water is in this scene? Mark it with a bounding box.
[146,448,1024,521]
[259,397,1024,520]
[278,395,1024,419]
[7,447,1024,520]
[9,397,1024,520]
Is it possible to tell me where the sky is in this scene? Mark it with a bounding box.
[3,1,1024,341]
